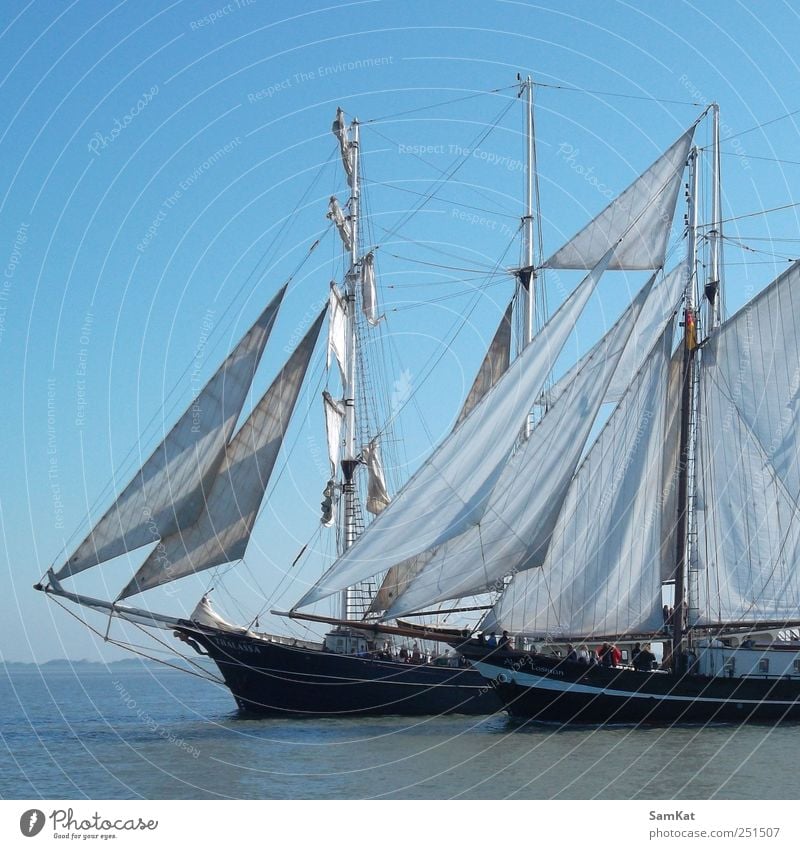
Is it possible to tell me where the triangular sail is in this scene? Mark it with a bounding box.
[118,308,326,599]
[456,299,513,425]
[546,264,684,408]
[694,260,800,625]
[544,126,695,271]
[488,318,676,637]
[55,288,286,580]
[370,299,513,612]
[294,248,616,610]
[383,274,662,619]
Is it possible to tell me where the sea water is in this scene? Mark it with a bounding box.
[1,665,797,800]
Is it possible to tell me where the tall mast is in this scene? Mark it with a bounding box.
[339,116,361,621]
[672,145,699,670]
[521,75,535,348]
[706,103,722,330]
[519,74,536,435]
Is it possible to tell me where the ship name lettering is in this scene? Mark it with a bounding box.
[216,637,260,653]
[533,665,563,677]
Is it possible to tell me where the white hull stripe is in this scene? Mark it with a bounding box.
[472,662,800,707]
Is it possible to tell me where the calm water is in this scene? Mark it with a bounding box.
[1,665,798,800]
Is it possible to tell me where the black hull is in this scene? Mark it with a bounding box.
[465,649,800,724]
[184,627,502,717]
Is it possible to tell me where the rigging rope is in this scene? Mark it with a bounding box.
[532,80,705,107]
[719,105,800,142]
[364,84,517,124]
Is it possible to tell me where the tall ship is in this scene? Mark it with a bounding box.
[38,79,800,723]
[280,98,800,724]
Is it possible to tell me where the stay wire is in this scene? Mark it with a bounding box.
[720,106,800,142]
[363,177,519,220]
[702,200,800,227]
[532,80,705,107]
[365,96,520,242]
[375,225,520,441]
[364,84,517,124]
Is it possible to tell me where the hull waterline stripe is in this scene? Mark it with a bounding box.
[472,661,800,706]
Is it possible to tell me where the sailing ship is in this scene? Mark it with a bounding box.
[278,100,800,723]
[38,78,800,724]
[35,86,542,717]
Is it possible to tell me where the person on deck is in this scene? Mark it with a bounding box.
[566,644,578,663]
[486,632,498,648]
[498,631,511,650]
[633,643,656,671]
[631,642,641,667]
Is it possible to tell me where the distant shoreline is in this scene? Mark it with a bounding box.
[1,658,175,669]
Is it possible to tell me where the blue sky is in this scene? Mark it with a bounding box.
[2,0,799,662]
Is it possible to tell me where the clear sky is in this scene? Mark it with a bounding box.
[2,0,800,662]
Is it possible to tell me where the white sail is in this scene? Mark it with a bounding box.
[55,288,286,580]
[694,261,800,625]
[660,346,683,583]
[605,265,685,402]
[383,274,659,618]
[361,252,382,326]
[456,299,513,425]
[118,308,326,598]
[294,248,616,610]
[545,265,683,410]
[363,438,391,515]
[489,319,676,637]
[370,298,513,612]
[544,127,694,271]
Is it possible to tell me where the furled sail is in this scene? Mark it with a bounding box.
[456,299,513,426]
[323,390,345,477]
[694,260,800,625]
[328,197,353,252]
[117,308,326,599]
[327,283,347,383]
[361,252,382,326]
[383,273,661,619]
[332,107,355,186]
[544,126,695,271]
[363,439,391,515]
[487,318,676,637]
[55,288,286,580]
[293,248,616,610]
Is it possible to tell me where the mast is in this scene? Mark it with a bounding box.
[518,74,536,435]
[672,145,699,670]
[706,103,722,330]
[338,116,361,621]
